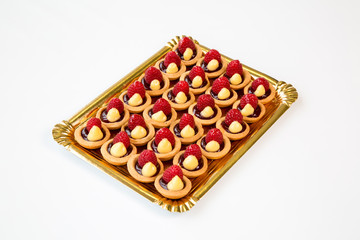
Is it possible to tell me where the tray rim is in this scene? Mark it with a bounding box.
[52,36,298,213]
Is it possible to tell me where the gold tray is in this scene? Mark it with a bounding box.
[52,36,298,213]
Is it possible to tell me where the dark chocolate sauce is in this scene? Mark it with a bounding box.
[159,178,169,190]
[148,109,172,121]
[248,86,271,100]
[141,77,164,90]
[100,109,125,123]
[200,61,223,73]
[237,105,262,118]
[175,48,196,61]
[81,127,105,141]
[166,89,189,104]
[200,137,224,152]
[221,121,247,134]
[151,140,159,153]
[210,88,233,101]
[178,154,203,171]
[123,93,145,106]
[135,162,160,176]
[124,126,148,139]
[173,123,198,138]
[159,61,180,73]
[193,104,217,120]
[224,73,244,85]
[184,75,207,89]
[107,143,133,157]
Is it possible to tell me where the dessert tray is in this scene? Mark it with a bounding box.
[52,36,298,212]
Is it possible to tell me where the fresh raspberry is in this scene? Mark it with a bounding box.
[152,98,171,116]
[154,128,175,146]
[128,114,146,131]
[127,81,145,99]
[205,128,223,145]
[164,51,181,68]
[189,66,205,81]
[224,109,243,126]
[226,60,243,77]
[86,117,101,132]
[162,165,183,183]
[196,94,215,111]
[203,49,221,64]
[172,81,189,96]
[106,98,124,113]
[239,94,258,109]
[251,77,269,91]
[178,37,196,54]
[179,113,195,130]
[212,77,231,94]
[112,131,130,148]
[184,144,202,160]
[144,67,163,85]
[138,150,158,168]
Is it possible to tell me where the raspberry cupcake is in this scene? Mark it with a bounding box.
[143,98,177,128]
[196,49,227,79]
[162,81,195,111]
[119,81,151,113]
[127,150,164,183]
[232,94,266,123]
[121,114,155,146]
[96,98,130,130]
[138,66,170,96]
[147,128,181,161]
[206,77,238,108]
[172,36,203,66]
[216,109,250,141]
[100,131,137,166]
[179,66,210,95]
[169,113,204,145]
[244,77,275,104]
[188,94,222,125]
[173,144,208,178]
[74,117,111,149]
[197,128,231,160]
[155,51,186,80]
[154,165,192,199]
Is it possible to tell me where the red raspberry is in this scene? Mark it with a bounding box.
[224,109,243,126]
[179,113,195,130]
[239,94,258,109]
[112,131,130,148]
[162,165,183,183]
[152,98,171,116]
[154,128,175,146]
[189,66,205,81]
[184,144,202,160]
[128,114,146,131]
[86,117,101,132]
[205,128,223,145]
[203,49,221,64]
[127,81,145,99]
[226,60,243,77]
[138,150,158,168]
[106,98,124,113]
[251,77,269,91]
[173,81,189,96]
[144,67,163,85]
[178,37,196,54]
[212,77,231,94]
[164,51,181,68]
[196,94,215,111]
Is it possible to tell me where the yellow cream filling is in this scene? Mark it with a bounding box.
[230,73,242,85]
[192,76,203,88]
[218,88,230,100]
[200,106,214,118]
[130,126,147,139]
[150,80,161,90]
[183,155,198,170]
[87,126,103,141]
[128,93,143,106]
[151,110,167,122]
[207,59,219,71]
[228,121,243,134]
[205,140,220,152]
[180,125,195,138]
[241,103,255,117]
[183,48,193,61]
[175,91,187,104]
[254,85,266,97]
[106,108,120,122]
[157,138,172,153]
[110,142,127,158]
[166,63,178,74]
[167,175,184,191]
[141,162,157,177]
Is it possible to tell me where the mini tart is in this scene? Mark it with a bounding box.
[119,91,152,113]
[196,135,231,160]
[244,81,276,104]
[173,151,208,178]
[74,123,111,149]
[169,119,204,145]
[154,174,192,199]
[121,122,155,146]
[232,100,266,123]
[179,71,210,95]
[205,87,238,108]
[172,43,203,66]
[188,103,222,126]
[216,117,250,141]
[155,59,186,81]
[138,72,170,97]
[222,69,252,90]
[196,57,228,79]
[100,139,137,166]
[162,88,195,111]
[147,137,182,161]
[143,105,177,128]
[95,106,130,130]
[127,154,164,183]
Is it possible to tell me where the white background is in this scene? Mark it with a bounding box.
[1,0,360,239]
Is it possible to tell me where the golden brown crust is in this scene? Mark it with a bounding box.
[196,57,228,79]
[188,103,222,126]
[205,87,238,108]
[216,117,250,141]
[137,72,170,97]
[221,69,252,90]
[169,119,204,145]
[127,154,164,183]
[196,135,231,160]
[147,137,181,161]
[172,43,203,66]
[154,59,186,81]
[119,91,152,113]
[179,71,210,95]
[162,88,196,111]
[173,151,208,178]
[121,122,155,146]
[154,174,192,199]
[232,100,266,123]
[100,140,137,166]
[74,124,111,149]
[243,81,276,104]
[143,105,178,128]
[95,106,130,130]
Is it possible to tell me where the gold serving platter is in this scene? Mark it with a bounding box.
[52,36,298,212]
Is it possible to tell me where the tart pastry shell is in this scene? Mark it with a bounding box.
[172,43,203,66]
[162,88,196,111]
[196,57,228,79]
[127,154,164,183]
[197,135,231,160]
[119,91,152,113]
[188,103,222,126]
[96,106,130,130]
[100,140,137,166]
[147,137,182,161]
[179,71,210,95]
[221,69,252,90]
[138,72,170,97]
[173,151,208,178]
[243,81,276,104]
[205,87,238,108]
[143,105,178,128]
[232,100,266,123]
[121,122,155,146]
[216,117,250,141]
[169,119,204,145]
[154,174,192,199]
[74,123,111,150]
[154,60,186,81]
